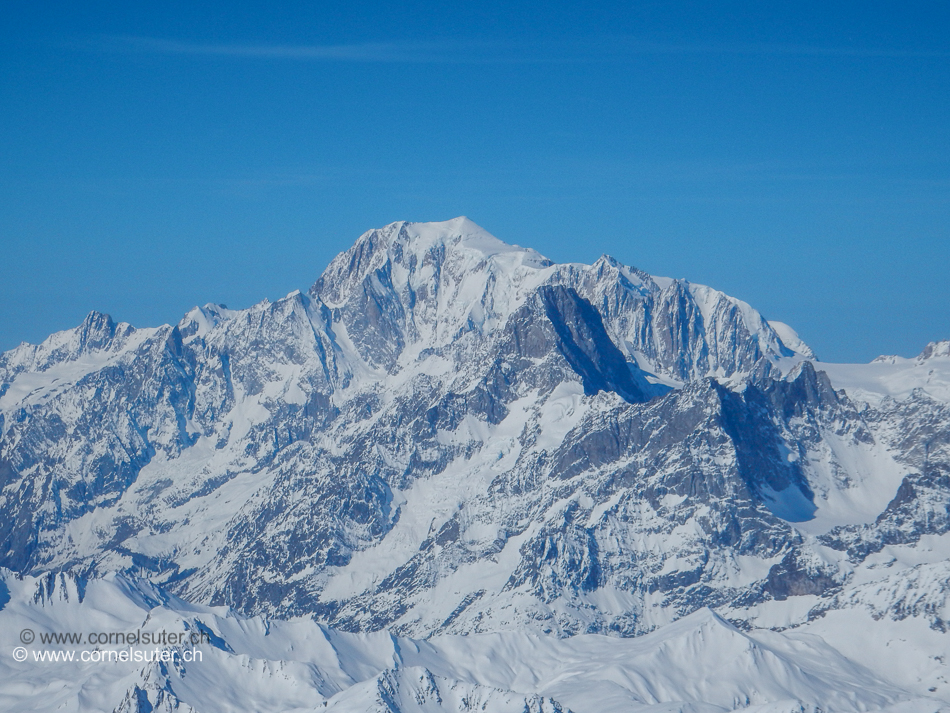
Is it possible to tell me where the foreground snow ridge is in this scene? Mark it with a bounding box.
[0,572,943,713]
[1,218,949,712]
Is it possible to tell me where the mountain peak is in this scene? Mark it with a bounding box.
[358,217,553,271]
[919,339,950,361]
[401,217,551,265]
[311,218,553,309]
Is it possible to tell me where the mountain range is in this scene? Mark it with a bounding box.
[1,217,949,712]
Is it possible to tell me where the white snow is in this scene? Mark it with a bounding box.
[768,321,816,359]
[2,572,944,713]
[818,355,950,405]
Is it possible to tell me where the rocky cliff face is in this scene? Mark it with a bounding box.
[1,217,948,642]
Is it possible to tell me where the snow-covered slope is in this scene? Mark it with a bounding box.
[1,571,945,713]
[0,218,948,711]
[818,340,950,405]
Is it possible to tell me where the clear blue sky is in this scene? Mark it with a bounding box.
[2,1,948,362]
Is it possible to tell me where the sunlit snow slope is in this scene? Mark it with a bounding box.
[1,571,945,713]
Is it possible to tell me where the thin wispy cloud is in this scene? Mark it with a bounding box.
[627,39,950,59]
[93,34,949,63]
[96,35,527,64]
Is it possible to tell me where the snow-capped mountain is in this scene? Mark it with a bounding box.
[1,218,949,711]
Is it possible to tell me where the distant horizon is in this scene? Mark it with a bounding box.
[2,2,947,362]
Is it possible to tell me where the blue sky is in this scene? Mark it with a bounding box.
[1,1,948,362]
